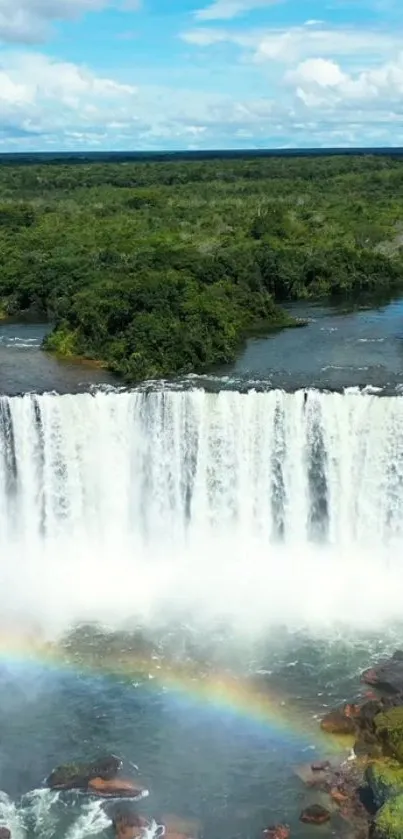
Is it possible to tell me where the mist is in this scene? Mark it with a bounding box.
[1,388,403,639]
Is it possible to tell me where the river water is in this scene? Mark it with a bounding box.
[1,298,403,838]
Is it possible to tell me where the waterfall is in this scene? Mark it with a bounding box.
[1,388,403,632]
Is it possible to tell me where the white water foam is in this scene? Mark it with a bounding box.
[0,791,25,839]
[1,388,403,636]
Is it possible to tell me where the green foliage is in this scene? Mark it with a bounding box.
[366,761,403,808]
[375,794,403,839]
[375,708,403,763]
[1,154,403,380]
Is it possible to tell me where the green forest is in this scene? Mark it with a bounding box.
[1,154,403,381]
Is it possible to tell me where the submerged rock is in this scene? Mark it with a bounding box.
[112,806,150,839]
[373,793,403,839]
[299,804,331,825]
[311,761,331,772]
[320,708,357,735]
[362,653,403,695]
[47,754,122,790]
[365,760,403,809]
[262,825,290,839]
[293,762,332,787]
[88,777,148,798]
[0,829,10,839]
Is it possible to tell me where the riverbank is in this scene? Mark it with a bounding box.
[1,154,403,382]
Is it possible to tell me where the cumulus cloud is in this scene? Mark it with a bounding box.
[0,0,140,43]
[0,53,138,143]
[287,53,403,109]
[0,50,282,149]
[1,38,403,151]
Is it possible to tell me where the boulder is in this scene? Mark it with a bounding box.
[299,805,331,825]
[365,761,403,809]
[330,786,349,805]
[161,815,200,836]
[88,777,148,798]
[311,761,331,772]
[293,762,331,787]
[0,829,10,839]
[362,653,403,695]
[47,755,122,790]
[320,708,357,735]
[112,807,150,839]
[374,707,403,763]
[354,731,384,759]
[262,825,290,839]
[373,793,403,839]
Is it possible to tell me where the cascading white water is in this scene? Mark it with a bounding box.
[1,388,403,633]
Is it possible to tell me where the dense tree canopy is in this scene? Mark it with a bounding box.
[1,154,403,381]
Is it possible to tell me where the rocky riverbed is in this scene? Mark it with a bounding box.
[289,649,403,839]
[3,651,403,839]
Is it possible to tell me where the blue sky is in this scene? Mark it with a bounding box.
[0,0,402,151]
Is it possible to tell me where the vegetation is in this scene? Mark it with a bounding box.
[375,708,403,764]
[1,153,403,381]
[366,761,403,808]
[375,793,403,839]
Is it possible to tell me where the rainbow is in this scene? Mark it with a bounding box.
[0,628,344,756]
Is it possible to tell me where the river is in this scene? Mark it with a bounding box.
[1,297,403,838]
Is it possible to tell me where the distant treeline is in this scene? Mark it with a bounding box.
[1,154,403,381]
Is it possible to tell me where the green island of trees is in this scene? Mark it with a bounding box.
[1,153,403,381]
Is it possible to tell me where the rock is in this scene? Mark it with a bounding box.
[374,707,403,762]
[293,762,331,787]
[0,829,10,839]
[320,708,357,735]
[112,807,149,839]
[262,825,290,839]
[311,761,331,772]
[354,731,384,759]
[330,786,350,805]
[365,761,403,809]
[299,804,331,825]
[373,793,403,839]
[161,815,200,836]
[47,755,122,790]
[88,777,148,798]
[357,700,385,732]
[362,653,403,695]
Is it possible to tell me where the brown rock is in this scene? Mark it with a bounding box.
[0,829,10,839]
[311,761,331,772]
[320,708,357,735]
[262,825,290,839]
[300,805,331,825]
[47,754,122,790]
[330,786,349,805]
[114,812,149,839]
[88,777,147,798]
[161,815,200,836]
[293,762,332,788]
[361,652,403,694]
[111,804,150,839]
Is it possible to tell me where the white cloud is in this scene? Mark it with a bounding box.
[181,23,401,66]
[0,53,137,140]
[287,58,347,88]
[1,46,403,152]
[287,53,403,108]
[0,0,140,44]
[194,0,280,22]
